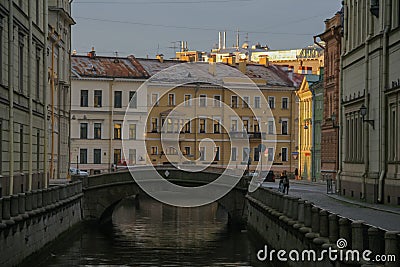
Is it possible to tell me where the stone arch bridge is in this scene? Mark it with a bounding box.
[76,166,249,227]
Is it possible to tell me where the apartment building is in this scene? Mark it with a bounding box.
[340,0,400,204]
[70,51,149,173]
[140,59,299,174]
[0,0,74,196]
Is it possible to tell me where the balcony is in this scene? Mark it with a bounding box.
[229,131,266,140]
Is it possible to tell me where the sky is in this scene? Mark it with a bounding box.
[71,0,342,59]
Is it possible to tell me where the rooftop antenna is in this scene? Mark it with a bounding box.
[236,28,240,49]
[168,41,180,58]
[114,51,119,63]
[157,44,160,55]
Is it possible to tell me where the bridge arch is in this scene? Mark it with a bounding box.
[78,167,249,228]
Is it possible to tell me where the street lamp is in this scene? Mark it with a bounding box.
[360,104,375,129]
[331,112,340,128]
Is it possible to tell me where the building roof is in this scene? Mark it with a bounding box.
[72,53,296,88]
[71,54,150,79]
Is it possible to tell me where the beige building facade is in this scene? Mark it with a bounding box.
[340,0,400,204]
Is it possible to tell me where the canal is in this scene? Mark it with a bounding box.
[29,197,273,266]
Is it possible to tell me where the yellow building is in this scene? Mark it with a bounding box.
[138,59,299,174]
[296,75,320,180]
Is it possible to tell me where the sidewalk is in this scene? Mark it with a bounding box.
[290,179,400,215]
[262,180,400,231]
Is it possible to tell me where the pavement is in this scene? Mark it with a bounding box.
[261,180,400,231]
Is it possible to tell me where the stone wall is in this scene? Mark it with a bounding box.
[247,187,400,267]
[0,182,83,267]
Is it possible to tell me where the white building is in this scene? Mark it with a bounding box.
[340,0,400,204]
[70,51,149,173]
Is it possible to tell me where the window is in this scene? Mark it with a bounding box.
[231,147,237,161]
[80,149,88,164]
[19,125,23,171]
[184,120,191,133]
[129,149,136,165]
[114,123,121,139]
[200,147,205,161]
[213,118,220,133]
[281,147,288,162]
[243,147,250,162]
[231,119,238,132]
[267,148,274,161]
[214,147,220,161]
[254,96,260,109]
[243,119,249,132]
[200,94,207,107]
[129,124,137,140]
[281,120,288,135]
[151,146,158,155]
[243,96,249,108]
[18,34,24,93]
[254,121,260,133]
[80,90,88,107]
[80,123,88,139]
[231,95,238,108]
[168,93,175,106]
[184,94,192,106]
[129,91,137,108]
[151,118,158,132]
[214,95,221,107]
[114,91,122,108]
[199,119,206,133]
[254,147,260,162]
[113,149,121,164]
[36,129,40,171]
[94,90,102,107]
[94,149,101,164]
[94,123,102,139]
[268,96,275,109]
[35,0,40,25]
[268,121,274,135]
[35,49,40,99]
[184,146,191,156]
[282,97,288,109]
[151,93,159,106]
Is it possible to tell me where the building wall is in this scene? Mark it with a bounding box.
[70,79,148,173]
[145,81,298,174]
[340,0,400,204]
[319,12,342,181]
[47,0,75,180]
[0,0,47,196]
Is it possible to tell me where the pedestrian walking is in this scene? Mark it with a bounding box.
[282,170,289,194]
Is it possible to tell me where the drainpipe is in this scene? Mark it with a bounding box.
[311,88,316,182]
[337,1,347,195]
[28,0,33,191]
[43,0,48,188]
[108,79,115,171]
[8,0,14,195]
[378,1,391,203]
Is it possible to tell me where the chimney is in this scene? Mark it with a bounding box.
[238,61,246,74]
[185,41,188,51]
[208,61,216,76]
[259,55,269,66]
[87,47,96,58]
[156,54,164,63]
[223,31,226,49]
[218,32,222,50]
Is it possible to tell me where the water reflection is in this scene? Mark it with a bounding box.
[37,197,270,267]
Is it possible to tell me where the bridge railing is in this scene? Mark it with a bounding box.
[77,166,249,191]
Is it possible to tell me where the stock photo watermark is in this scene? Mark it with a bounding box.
[257,238,397,263]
